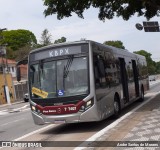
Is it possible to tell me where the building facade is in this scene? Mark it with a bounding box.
[0,58,16,77]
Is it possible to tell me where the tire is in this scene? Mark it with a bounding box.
[113,95,121,118]
[24,98,29,102]
[139,87,144,102]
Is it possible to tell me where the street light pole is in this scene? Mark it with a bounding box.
[0,28,10,105]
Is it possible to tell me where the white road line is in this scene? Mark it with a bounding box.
[0,105,30,115]
[0,112,9,116]
[13,124,55,141]
[21,108,30,111]
[74,91,160,150]
[12,104,29,111]
[0,118,25,127]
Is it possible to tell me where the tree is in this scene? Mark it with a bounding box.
[134,50,156,75]
[0,29,37,51]
[54,37,66,44]
[103,40,125,49]
[14,45,32,61]
[155,61,160,74]
[43,0,160,21]
[39,29,52,46]
[6,47,15,59]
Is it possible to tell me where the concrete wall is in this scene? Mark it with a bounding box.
[0,73,15,105]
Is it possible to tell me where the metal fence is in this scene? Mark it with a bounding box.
[14,81,28,101]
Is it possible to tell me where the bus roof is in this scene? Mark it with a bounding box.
[30,40,91,54]
[30,40,146,60]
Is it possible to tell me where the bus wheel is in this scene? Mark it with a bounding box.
[113,96,121,118]
[139,87,144,102]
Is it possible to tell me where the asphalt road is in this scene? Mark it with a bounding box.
[0,80,160,149]
[0,104,48,141]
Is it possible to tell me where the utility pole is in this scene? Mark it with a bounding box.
[0,28,11,105]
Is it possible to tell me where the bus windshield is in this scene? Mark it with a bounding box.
[29,56,88,99]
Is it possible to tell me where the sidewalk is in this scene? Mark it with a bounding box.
[86,93,160,150]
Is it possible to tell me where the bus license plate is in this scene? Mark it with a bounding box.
[54,120,66,124]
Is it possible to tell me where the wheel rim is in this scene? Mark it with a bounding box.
[114,101,119,113]
[141,90,144,99]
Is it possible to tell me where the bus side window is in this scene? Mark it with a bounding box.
[94,55,106,88]
[94,66,100,88]
[97,59,105,78]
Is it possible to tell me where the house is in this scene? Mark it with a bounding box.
[0,58,27,80]
[19,64,28,80]
[0,58,16,77]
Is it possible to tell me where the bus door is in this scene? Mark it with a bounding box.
[119,58,129,104]
[132,60,139,97]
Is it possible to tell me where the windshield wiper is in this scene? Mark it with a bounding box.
[62,55,74,90]
[38,60,44,92]
[63,55,74,78]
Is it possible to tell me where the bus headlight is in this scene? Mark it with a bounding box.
[79,99,94,112]
[30,104,42,115]
[31,106,36,111]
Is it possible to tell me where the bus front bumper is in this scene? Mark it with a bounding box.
[31,104,99,125]
[32,111,81,125]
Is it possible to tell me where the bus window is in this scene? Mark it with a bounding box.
[94,54,106,88]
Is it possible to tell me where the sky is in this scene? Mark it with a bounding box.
[0,0,160,61]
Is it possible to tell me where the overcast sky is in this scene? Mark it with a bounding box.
[0,0,160,61]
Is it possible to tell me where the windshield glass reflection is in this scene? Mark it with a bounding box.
[30,56,88,99]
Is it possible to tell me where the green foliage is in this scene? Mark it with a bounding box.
[134,50,153,65]
[54,37,66,44]
[1,29,37,51]
[155,61,160,74]
[103,40,125,49]
[6,47,15,59]
[39,29,52,46]
[14,45,32,61]
[134,50,156,75]
[43,0,160,21]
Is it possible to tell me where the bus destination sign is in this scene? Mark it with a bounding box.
[30,45,87,61]
[49,48,71,57]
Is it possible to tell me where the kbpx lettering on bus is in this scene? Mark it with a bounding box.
[49,48,69,57]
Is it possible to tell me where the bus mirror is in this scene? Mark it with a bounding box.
[16,66,21,82]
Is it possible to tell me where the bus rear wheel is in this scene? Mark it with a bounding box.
[139,87,144,102]
[113,96,121,118]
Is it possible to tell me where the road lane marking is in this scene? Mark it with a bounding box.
[0,118,25,127]
[74,91,160,150]
[9,104,29,112]
[0,105,30,115]
[0,112,8,116]
[13,124,55,141]
[22,108,30,111]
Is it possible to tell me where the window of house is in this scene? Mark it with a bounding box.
[8,67,10,72]
[12,67,14,72]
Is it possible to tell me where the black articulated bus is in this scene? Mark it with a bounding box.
[17,40,149,125]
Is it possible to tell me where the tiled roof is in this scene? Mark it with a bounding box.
[0,58,16,65]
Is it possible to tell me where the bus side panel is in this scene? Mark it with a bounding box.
[137,57,149,93]
[91,43,123,120]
